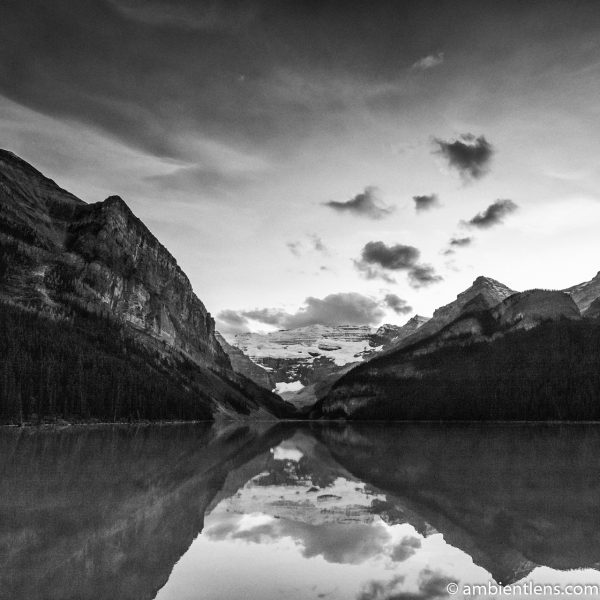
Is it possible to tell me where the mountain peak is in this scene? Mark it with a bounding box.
[564,271,600,312]
[472,275,510,288]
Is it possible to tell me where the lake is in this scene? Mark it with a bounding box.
[2,422,600,600]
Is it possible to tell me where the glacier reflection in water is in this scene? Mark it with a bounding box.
[3,423,600,600]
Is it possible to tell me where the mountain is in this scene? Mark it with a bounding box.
[563,271,600,313]
[313,278,600,420]
[223,318,429,408]
[5,423,600,598]
[383,276,515,354]
[369,315,430,347]
[215,331,275,390]
[0,422,291,600]
[0,149,294,422]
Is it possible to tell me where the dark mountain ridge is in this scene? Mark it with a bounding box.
[314,279,600,420]
[0,149,293,422]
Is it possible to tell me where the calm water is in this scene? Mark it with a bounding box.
[2,422,600,600]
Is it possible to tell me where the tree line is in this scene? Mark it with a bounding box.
[0,302,214,424]
[328,318,600,421]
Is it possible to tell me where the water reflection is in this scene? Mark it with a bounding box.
[2,423,600,599]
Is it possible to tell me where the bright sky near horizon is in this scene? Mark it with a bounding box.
[2,0,600,333]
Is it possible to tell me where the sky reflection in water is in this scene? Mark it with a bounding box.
[155,427,600,600]
[3,423,600,600]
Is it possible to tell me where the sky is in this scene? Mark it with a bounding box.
[2,0,600,334]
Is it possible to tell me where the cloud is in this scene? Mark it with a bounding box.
[384,294,412,315]
[207,515,393,566]
[417,569,457,598]
[412,52,444,70]
[449,236,473,247]
[390,536,421,562]
[434,134,493,181]
[222,292,387,330]
[287,241,302,257]
[357,576,406,600]
[408,264,443,288]
[443,235,473,255]
[413,194,440,212]
[144,161,265,197]
[107,0,259,33]
[311,234,328,254]
[215,309,250,334]
[357,568,457,600]
[217,309,248,327]
[324,187,394,220]
[241,308,288,326]
[357,242,420,270]
[286,235,329,258]
[355,241,442,287]
[464,199,518,229]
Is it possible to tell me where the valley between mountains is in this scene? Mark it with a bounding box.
[2,149,600,423]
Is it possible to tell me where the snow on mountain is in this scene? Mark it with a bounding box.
[229,324,377,369]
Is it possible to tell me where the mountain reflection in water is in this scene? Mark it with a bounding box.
[2,423,600,600]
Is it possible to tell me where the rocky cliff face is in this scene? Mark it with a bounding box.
[0,154,228,369]
[0,149,292,420]
[215,332,275,390]
[493,289,580,329]
[369,315,430,348]
[385,276,515,354]
[564,271,600,313]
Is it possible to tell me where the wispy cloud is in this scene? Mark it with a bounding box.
[324,187,394,220]
[412,52,444,70]
[464,199,518,229]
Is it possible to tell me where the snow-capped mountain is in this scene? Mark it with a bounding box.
[218,318,429,405]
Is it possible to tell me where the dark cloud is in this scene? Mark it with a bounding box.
[357,242,420,270]
[357,576,406,600]
[408,264,443,288]
[217,309,248,327]
[434,134,493,181]
[221,292,386,330]
[390,536,422,562]
[412,52,444,70]
[384,294,412,315]
[465,199,518,229]
[241,308,288,326]
[207,515,392,566]
[215,309,250,334]
[449,236,473,247]
[2,1,598,176]
[324,187,394,220]
[355,241,442,287]
[443,235,473,254]
[280,293,385,328]
[413,194,440,212]
[357,568,457,600]
[417,569,457,598]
